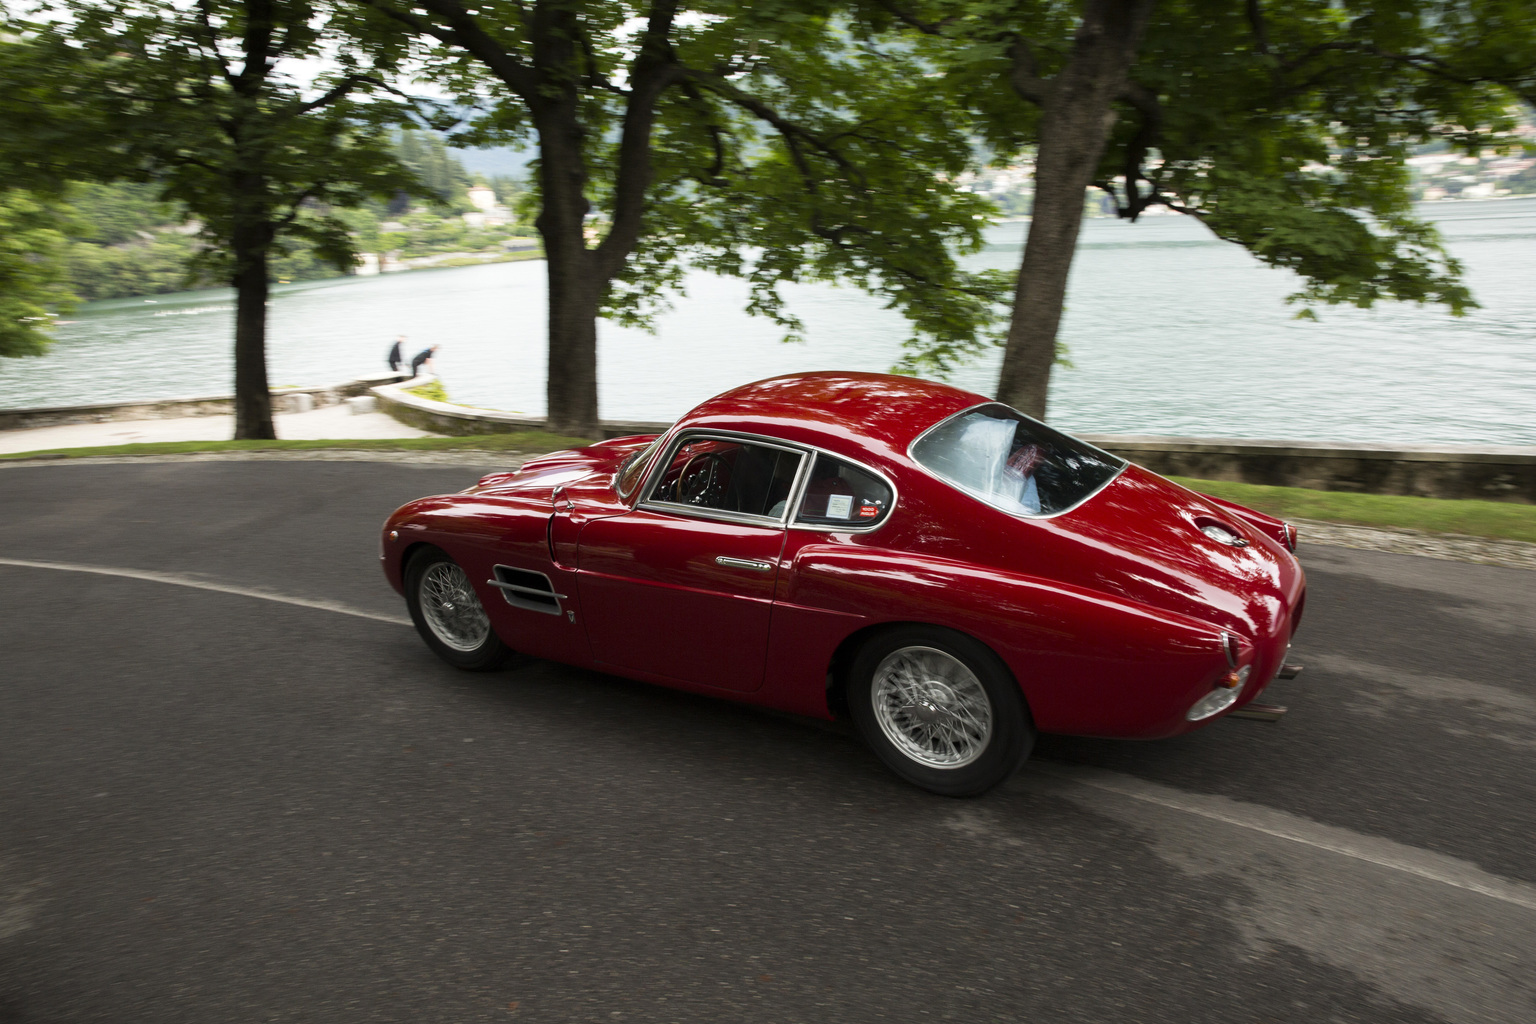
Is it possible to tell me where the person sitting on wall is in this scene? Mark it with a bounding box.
[410,345,439,378]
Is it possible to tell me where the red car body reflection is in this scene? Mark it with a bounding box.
[383,373,1306,795]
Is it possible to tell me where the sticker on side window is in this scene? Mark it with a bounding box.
[825,494,853,519]
[858,504,880,518]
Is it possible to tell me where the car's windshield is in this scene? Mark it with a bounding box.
[911,404,1125,517]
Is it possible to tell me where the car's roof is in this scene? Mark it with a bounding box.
[678,372,988,464]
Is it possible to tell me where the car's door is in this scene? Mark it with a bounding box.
[576,434,806,693]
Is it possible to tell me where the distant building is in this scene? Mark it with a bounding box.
[467,185,497,212]
[464,185,515,228]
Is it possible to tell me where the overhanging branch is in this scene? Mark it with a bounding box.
[870,0,957,36]
[354,0,538,101]
[192,0,236,86]
[677,65,865,190]
[1245,0,1270,56]
[1007,36,1049,106]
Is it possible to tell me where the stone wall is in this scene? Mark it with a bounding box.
[371,380,1536,505]
[4,379,1532,504]
[370,375,673,440]
[0,376,393,432]
[1083,435,1536,505]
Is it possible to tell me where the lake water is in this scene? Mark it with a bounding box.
[3,199,1533,447]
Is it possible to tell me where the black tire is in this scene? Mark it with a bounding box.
[847,626,1034,797]
[404,547,513,671]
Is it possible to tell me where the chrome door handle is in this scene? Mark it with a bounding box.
[715,556,773,573]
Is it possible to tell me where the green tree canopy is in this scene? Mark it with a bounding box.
[347,0,1008,435]
[22,0,419,437]
[0,21,109,356]
[393,128,473,205]
[0,189,73,357]
[872,0,1536,419]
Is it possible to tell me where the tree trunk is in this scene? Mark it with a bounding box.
[231,230,275,440]
[535,88,603,438]
[543,244,601,437]
[995,0,1155,420]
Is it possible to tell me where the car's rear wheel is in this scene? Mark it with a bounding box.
[848,626,1034,797]
[405,547,512,671]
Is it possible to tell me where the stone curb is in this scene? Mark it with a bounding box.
[1293,519,1536,571]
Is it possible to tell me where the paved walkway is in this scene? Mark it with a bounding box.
[0,402,438,454]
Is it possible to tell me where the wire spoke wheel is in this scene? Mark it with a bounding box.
[418,560,491,652]
[871,645,994,769]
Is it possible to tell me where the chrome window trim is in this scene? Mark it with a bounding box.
[631,427,899,535]
[905,401,1126,522]
[615,434,668,501]
[639,502,801,530]
[637,429,811,527]
[784,449,900,535]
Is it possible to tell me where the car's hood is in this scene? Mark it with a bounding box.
[454,436,648,512]
[466,441,639,499]
[1038,465,1300,645]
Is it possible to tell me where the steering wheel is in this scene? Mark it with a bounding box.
[678,452,731,507]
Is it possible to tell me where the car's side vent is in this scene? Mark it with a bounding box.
[487,565,566,616]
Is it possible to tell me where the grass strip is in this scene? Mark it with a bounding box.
[1171,476,1536,545]
[0,431,597,462]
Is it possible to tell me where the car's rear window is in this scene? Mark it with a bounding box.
[911,404,1124,517]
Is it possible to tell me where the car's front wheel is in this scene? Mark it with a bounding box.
[404,547,512,671]
[848,626,1034,797]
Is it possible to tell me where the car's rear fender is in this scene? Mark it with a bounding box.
[1195,492,1297,553]
[768,546,1236,737]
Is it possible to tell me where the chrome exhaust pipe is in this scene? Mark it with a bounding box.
[1229,702,1287,722]
[1277,664,1303,680]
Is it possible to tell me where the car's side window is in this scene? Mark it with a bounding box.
[646,436,804,520]
[794,454,893,528]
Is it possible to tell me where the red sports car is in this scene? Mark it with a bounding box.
[382,372,1305,796]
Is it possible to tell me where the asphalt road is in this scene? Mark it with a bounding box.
[2,461,1533,1024]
